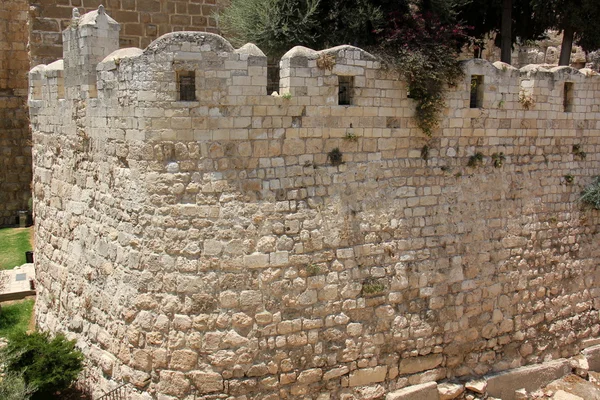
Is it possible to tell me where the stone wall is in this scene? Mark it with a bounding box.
[30,9,600,399]
[29,0,224,67]
[0,0,31,226]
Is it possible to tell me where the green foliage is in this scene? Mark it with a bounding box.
[572,144,586,160]
[1,331,84,400]
[362,279,385,295]
[218,0,388,57]
[531,0,600,52]
[0,227,34,270]
[281,92,293,100]
[379,7,469,136]
[219,0,321,57]
[467,152,484,167]
[491,152,505,168]
[421,144,430,160]
[564,174,575,184]
[344,131,359,142]
[305,263,321,276]
[327,148,343,166]
[580,177,600,210]
[0,299,35,338]
[0,373,35,400]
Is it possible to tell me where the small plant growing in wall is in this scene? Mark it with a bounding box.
[573,144,587,160]
[421,144,430,161]
[564,174,575,184]
[316,53,336,71]
[281,92,292,100]
[580,177,600,210]
[491,152,505,168]
[305,263,321,276]
[518,91,535,110]
[362,279,385,295]
[327,148,343,166]
[344,131,359,142]
[467,152,484,168]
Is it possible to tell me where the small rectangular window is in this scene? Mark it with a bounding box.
[267,58,280,95]
[564,82,573,112]
[57,76,65,99]
[338,76,353,106]
[178,71,196,101]
[470,75,484,108]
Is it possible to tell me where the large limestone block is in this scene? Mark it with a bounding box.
[399,354,443,375]
[583,344,600,371]
[386,382,439,400]
[486,359,571,400]
[349,366,387,387]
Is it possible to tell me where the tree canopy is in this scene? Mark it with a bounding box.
[531,0,600,65]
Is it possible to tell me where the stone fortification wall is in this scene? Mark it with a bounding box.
[30,8,600,399]
[0,0,31,226]
[29,0,224,67]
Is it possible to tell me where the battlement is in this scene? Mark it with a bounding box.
[29,7,600,144]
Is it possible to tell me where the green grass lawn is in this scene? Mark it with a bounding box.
[0,227,33,270]
[0,299,35,338]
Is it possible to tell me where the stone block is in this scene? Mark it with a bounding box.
[399,354,443,375]
[583,344,600,371]
[349,366,387,387]
[386,382,439,400]
[486,359,571,400]
[190,371,223,394]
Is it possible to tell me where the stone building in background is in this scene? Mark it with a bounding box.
[0,0,224,226]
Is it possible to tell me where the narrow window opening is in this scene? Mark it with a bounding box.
[33,80,42,100]
[267,57,280,95]
[564,82,573,112]
[57,76,65,99]
[338,76,353,106]
[178,71,196,101]
[470,75,484,108]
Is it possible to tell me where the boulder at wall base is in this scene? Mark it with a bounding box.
[486,359,571,400]
[386,382,439,400]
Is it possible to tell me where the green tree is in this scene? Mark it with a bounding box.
[531,0,600,65]
[218,0,402,57]
[1,331,84,400]
[456,0,548,63]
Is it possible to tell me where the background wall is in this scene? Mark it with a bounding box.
[0,0,31,226]
[29,0,224,66]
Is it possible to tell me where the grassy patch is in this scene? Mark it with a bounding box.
[0,227,33,270]
[0,299,35,338]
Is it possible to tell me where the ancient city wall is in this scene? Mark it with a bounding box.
[30,8,600,399]
[0,0,32,226]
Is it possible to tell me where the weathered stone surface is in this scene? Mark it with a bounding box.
[438,382,464,400]
[399,354,443,375]
[386,382,439,400]
[29,9,600,400]
[465,379,487,394]
[190,371,223,394]
[349,366,387,387]
[486,360,571,400]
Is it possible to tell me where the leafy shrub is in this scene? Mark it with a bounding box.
[0,373,35,400]
[379,10,469,136]
[1,331,84,399]
[581,177,600,210]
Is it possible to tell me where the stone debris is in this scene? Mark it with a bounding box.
[465,379,487,394]
[438,382,465,400]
